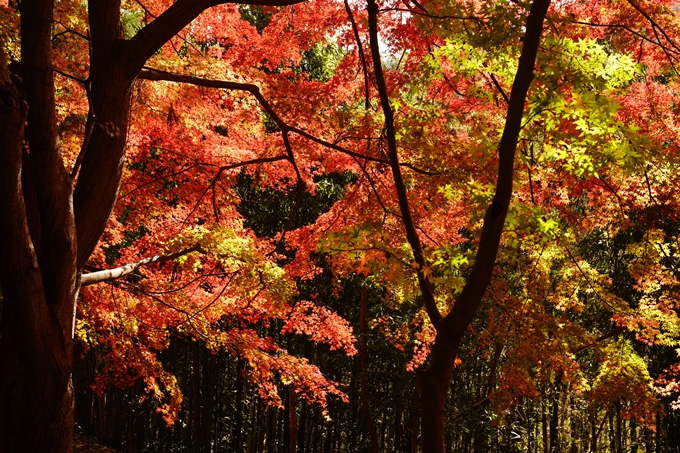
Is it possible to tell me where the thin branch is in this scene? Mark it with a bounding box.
[591,175,629,221]
[53,69,87,85]
[627,0,680,55]
[120,163,203,198]
[328,246,412,268]
[378,7,484,24]
[138,67,439,175]
[367,0,439,326]
[290,126,440,175]
[644,167,657,204]
[344,0,371,109]
[401,0,427,13]
[572,326,625,354]
[562,244,596,292]
[652,25,680,74]
[182,155,290,225]
[570,20,672,54]
[53,25,90,43]
[119,281,208,337]
[353,155,393,216]
[138,271,229,295]
[489,73,509,104]
[81,244,203,286]
[277,175,305,244]
[186,272,239,320]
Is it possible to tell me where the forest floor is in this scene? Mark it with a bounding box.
[74,432,120,452]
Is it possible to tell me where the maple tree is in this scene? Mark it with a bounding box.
[3,0,680,451]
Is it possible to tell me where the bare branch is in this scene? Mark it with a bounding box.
[80,244,203,287]
[181,154,290,225]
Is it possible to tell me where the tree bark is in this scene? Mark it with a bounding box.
[0,2,77,451]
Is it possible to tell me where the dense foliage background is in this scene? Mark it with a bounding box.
[4,0,680,451]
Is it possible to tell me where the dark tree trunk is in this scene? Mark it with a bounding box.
[0,0,306,450]
[297,401,307,453]
[589,411,597,453]
[363,0,550,450]
[413,1,551,450]
[615,402,622,453]
[235,359,245,452]
[395,386,404,453]
[289,387,297,453]
[202,351,216,453]
[0,2,77,450]
[550,399,559,453]
[193,342,201,449]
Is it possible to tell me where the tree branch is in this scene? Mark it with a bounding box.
[344,0,371,109]
[21,0,79,328]
[181,155,290,225]
[626,0,680,55]
[80,244,203,287]
[127,0,307,68]
[570,20,676,54]
[572,326,625,354]
[367,0,440,326]
[430,0,551,375]
[138,68,439,175]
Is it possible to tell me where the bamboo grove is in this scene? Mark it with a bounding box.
[70,171,680,452]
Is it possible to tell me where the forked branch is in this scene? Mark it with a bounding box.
[126,0,307,68]
[437,0,552,339]
[138,67,436,175]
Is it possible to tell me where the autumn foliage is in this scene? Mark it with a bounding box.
[3,0,680,451]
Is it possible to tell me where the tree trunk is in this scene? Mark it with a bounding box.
[289,387,297,453]
[297,401,307,453]
[360,288,380,453]
[362,0,549,449]
[413,0,551,450]
[0,7,78,452]
[234,359,245,452]
[550,399,559,453]
[192,341,201,449]
[0,84,76,451]
[2,0,306,450]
